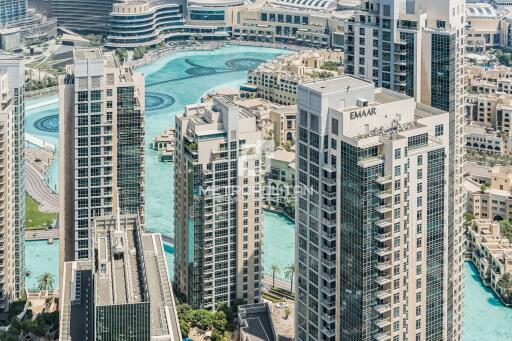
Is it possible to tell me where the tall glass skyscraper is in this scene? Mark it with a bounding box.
[0,0,27,25]
[295,76,453,341]
[342,1,466,340]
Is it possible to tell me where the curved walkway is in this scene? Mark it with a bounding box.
[26,150,59,213]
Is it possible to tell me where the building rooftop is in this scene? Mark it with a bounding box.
[60,214,181,341]
[466,3,498,18]
[302,75,373,94]
[74,47,103,61]
[238,303,276,341]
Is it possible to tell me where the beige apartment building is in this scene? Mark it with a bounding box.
[266,149,295,213]
[466,3,505,52]
[465,165,512,222]
[59,48,145,264]
[174,96,264,310]
[234,97,296,145]
[466,219,512,305]
[0,59,26,311]
[241,50,342,105]
[233,2,347,49]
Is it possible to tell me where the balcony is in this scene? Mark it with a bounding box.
[321,327,336,338]
[375,260,391,271]
[375,232,392,242]
[321,286,336,295]
[375,218,392,228]
[324,246,336,255]
[374,331,391,341]
[322,313,336,323]
[375,247,391,257]
[376,204,392,214]
[375,289,391,300]
[321,272,336,282]
[321,231,336,241]
[375,317,391,328]
[375,275,391,286]
[376,189,392,200]
[375,175,392,185]
[321,298,335,308]
[374,303,391,314]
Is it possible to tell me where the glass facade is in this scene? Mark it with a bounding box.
[339,143,382,341]
[0,0,26,25]
[189,10,225,21]
[431,33,456,113]
[426,149,446,340]
[117,86,145,222]
[96,302,150,340]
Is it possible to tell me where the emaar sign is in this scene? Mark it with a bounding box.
[350,107,377,120]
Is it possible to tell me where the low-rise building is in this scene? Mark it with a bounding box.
[241,50,342,105]
[233,2,349,49]
[466,219,512,305]
[466,3,505,52]
[265,149,295,215]
[464,165,512,221]
[465,123,505,155]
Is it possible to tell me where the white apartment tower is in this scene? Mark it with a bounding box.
[174,97,263,310]
[295,76,454,341]
[59,48,145,264]
[0,59,25,310]
[344,1,466,339]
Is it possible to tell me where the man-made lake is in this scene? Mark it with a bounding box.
[24,45,512,339]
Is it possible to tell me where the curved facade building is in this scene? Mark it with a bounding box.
[187,0,246,32]
[106,0,186,48]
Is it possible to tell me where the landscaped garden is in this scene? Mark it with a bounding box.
[25,194,57,230]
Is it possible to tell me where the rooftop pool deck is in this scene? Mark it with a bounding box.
[23,45,512,338]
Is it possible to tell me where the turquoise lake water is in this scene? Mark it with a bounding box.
[23,45,512,338]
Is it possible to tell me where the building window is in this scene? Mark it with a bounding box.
[435,124,444,136]
[395,148,401,159]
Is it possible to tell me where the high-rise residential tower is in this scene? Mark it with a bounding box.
[0,0,27,25]
[295,76,452,341]
[59,48,145,263]
[343,1,466,339]
[174,97,264,310]
[0,58,25,310]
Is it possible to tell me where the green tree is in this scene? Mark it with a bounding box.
[284,263,295,293]
[115,48,128,62]
[37,272,55,291]
[133,46,147,60]
[497,273,512,303]
[270,264,280,288]
[85,34,102,47]
[179,319,190,337]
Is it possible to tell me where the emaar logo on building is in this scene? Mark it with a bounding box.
[350,107,377,120]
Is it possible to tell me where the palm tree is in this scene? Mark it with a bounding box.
[270,264,280,288]
[284,263,296,293]
[498,273,512,303]
[37,272,55,291]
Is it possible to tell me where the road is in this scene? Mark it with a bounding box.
[262,274,293,293]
